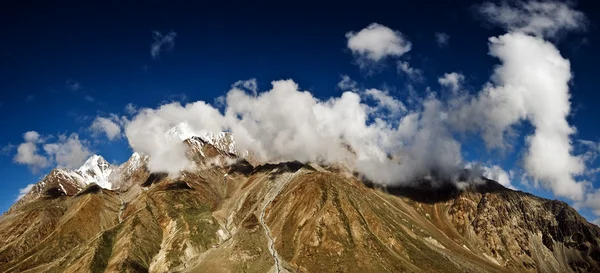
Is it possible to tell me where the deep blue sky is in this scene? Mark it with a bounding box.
[1,0,599,216]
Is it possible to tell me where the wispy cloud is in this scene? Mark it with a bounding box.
[151,31,177,59]
[66,79,82,92]
[435,32,450,47]
[397,61,423,81]
[1,143,15,155]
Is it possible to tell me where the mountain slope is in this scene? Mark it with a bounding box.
[1,133,599,273]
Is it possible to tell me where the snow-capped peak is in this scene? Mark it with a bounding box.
[166,122,196,142]
[76,154,114,189]
[165,122,238,155]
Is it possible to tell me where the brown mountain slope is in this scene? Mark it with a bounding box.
[1,140,599,273]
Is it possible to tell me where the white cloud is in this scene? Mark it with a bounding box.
[397,61,423,81]
[151,31,177,59]
[232,79,258,96]
[593,218,600,226]
[481,165,515,189]
[364,88,406,114]
[125,101,226,174]
[577,189,600,217]
[337,75,358,91]
[438,72,465,93]
[435,32,450,47]
[478,1,587,39]
[91,117,122,140]
[24,131,41,143]
[14,142,50,171]
[15,184,34,201]
[447,1,589,201]
[125,103,138,115]
[346,23,411,68]
[124,79,464,186]
[13,130,94,172]
[84,95,94,102]
[43,134,92,169]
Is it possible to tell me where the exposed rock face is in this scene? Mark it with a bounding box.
[1,134,599,273]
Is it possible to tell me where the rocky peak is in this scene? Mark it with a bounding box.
[75,154,114,189]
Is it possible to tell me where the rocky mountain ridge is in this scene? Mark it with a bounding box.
[1,130,599,273]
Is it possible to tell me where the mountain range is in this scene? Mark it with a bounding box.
[1,128,599,273]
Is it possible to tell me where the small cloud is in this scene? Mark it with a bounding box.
[346,23,412,69]
[593,218,600,226]
[438,72,465,93]
[14,132,51,171]
[84,95,95,102]
[337,75,358,91]
[66,79,82,92]
[15,183,34,201]
[435,32,450,47]
[1,143,15,155]
[26,94,36,102]
[24,131,41,143]
[125,103,138,115]
[151,31,177,59]
[397,61,424,81]
[90,116,123,141]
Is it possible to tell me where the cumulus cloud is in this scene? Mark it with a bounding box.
[124,79,465,185]
[444,1,589,200]
[346,23,411,68]
[14,142,50,171]
[435,32,450,47]
[151,31,177,59]
[91,116,122,140]
[24,131,41,143]
[43,134,92,169]
[478,0,587,39]
[125,101,226,174]
[15,184,34,201]
[438,72,464,93]
[481,165,515,189]
[13,131,92,171]
[397,61,423,81]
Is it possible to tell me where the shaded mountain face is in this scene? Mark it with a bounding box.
[1,133,599,273]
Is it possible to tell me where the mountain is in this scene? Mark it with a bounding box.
[1,131,599,273]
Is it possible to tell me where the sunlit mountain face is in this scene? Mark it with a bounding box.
[1,1,600,272]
